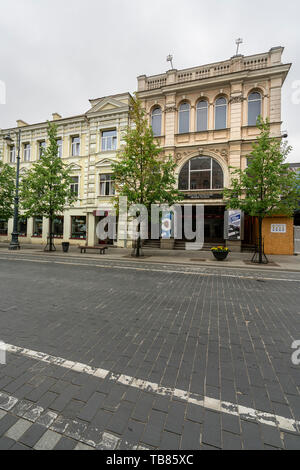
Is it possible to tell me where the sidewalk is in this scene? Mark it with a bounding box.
[0,242,299,272]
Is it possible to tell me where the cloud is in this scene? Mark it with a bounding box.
[0,0,299,161]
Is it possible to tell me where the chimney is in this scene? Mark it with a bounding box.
[52,113,62,121]
[17,119,28,127]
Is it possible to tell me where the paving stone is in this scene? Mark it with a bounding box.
[5,418,32,441]
[222,431,242,450]
[283,432,300,450]
[77,392,106,422]
[160,431,181,450]
[0,436,16,450]
[34,430,62,450]
[202,410,221,448]
[53,436,77,450]
[241,420,264,450]
[181,420,201,450]
[0,413,18,436]
[19,423,47,448]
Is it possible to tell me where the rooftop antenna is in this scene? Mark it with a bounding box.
[235,38,243,55]
[166,54,174,70]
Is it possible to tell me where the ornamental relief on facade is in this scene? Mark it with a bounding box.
[174,147,228,165]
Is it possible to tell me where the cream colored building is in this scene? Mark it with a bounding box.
[137,46,291,250]
[0,47,292,251]
[0,93,131,247]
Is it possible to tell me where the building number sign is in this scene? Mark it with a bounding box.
[271,224,286,233]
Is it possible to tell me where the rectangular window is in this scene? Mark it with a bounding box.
[32,216,43,237]
[71,216,86,239]
[57,138,62,158]
[52,216,64,238]
[9,146,16,163]
[71,136,80,156]
[70,176,79,196]
[38,141,46,159]
[18,217,27,236]
[102,130,117,151]
[100,174,115,196]
[24,143,31,162]
[0,219,8,236]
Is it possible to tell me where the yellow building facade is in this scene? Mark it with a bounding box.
[0,47,293,253]
[0,93,131,247]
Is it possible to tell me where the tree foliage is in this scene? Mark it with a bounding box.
[224,118,300,262]
[224,118,300,217]
[0,159,15,220]
[112,96,182,209]
[20,122,77,248]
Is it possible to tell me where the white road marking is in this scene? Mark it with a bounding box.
[3,343,300,434]
[0,255,299,282]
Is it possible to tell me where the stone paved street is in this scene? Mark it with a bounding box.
[0,252,299,450]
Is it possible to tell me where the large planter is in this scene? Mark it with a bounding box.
[212,251,229,261]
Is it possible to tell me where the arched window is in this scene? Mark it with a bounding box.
[196,100,208,132]
[248,92,262,126]
[178,102,190,134]
[178,156,224,191]
[215,97,227,130]
[151,107,162,137]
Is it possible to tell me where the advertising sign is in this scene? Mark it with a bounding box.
[227,210,242,240]
[161,213,172,239]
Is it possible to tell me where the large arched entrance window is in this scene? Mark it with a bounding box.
[178,156,224,191]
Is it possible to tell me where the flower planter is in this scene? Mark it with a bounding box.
[212,251,229,261]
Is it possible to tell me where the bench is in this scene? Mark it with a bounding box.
[79,245,108,255]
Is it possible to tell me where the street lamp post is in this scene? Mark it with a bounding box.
[4,130,21,250]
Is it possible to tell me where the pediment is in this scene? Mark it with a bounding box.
[67,163,81,171]
[95,158,115,168]
[87,97,125,115]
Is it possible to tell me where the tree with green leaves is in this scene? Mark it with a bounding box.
[20,122,77,251]
[224,118,300,263]
[0,159,15,221]
[112,96,182,257]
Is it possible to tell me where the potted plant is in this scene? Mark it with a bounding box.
[211,246,230,261]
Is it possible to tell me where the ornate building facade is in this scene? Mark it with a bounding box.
[0,47,293,252]
[137,46,291,250]
[0,93,131,246]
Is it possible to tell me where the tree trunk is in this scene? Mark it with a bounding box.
[258,216,263,264]
[136,235,141,257]
[48,216,54,252]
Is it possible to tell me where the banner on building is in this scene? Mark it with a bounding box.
[224,210,244,241]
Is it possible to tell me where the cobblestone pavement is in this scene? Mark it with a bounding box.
[0,253,299,450]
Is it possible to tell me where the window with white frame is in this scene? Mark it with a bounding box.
[101,130,117,151]
[57,138,62,157]
[248,92,262,126]
[100,174,115,196]
[178,102,190,134]
[70,176,79,197]
[71,136,80,156]
[38,141,46,159]
[151,107,162,137]
[24,143,31,162]
[215,97,227,130]
[178,156,224,191]
[196,100,208,132]
[9,145,16,163]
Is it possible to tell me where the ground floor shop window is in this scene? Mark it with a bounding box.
[32,216,43,237]
[0,219,8,236]
[52,216,64,238]
[18,217,27,237]
[71,216,86,239]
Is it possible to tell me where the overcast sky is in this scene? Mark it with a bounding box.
[0,0,299,161]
